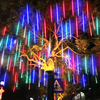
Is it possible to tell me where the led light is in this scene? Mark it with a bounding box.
[28,30,30,47]
[63,0,65,18]
[27,3,29,24]
[65,22,68,40]
[16,21,20,35]
[76,17,78,37]
[44,19,46,39]
[77,0,80,16]
[96,17,99,35]
[22,15,25,28]
[84,55,88,74]
[36,10,39,30]
[69,18,72,39]
[50,5,53,22]
[1,49,5,65]
[72,0,74,16]
[56,3,59,24]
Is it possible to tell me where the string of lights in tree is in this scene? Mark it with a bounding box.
[0,0,100,92]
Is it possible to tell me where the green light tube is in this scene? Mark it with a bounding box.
[29,74,31,83]
[14,52,17,66]
[18,40,22,58]
[96,17,99,35]
[5,35,9,48]
[68,71,71,82]
[95,76,98,84]
[0,38,3,47]
[84,55,88,74]
[26,71,28,84]
[16,81,18,87]
[16,21,20,35]
[28,30,30,47]
[7,55,10,70]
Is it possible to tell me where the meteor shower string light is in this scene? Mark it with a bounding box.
[36,10,39,30]
[16,42,18,51]
[16,81,18,88]
[50,5,53,23]
[13,86,15,92]
[86,1,89,18]
[14,52,17,66]
[21,62,24,77]
[77,54,80,75]
[68,49,71,69]
[96,17,99,35]
[48,42,51,57]
[10,38,12,50]
[72,52,75,73]
[44,19,46,39]
[1,49,5,66]
[54,23,57,38]
[0,38,3,48]
[82,12,85,32]
[77,0,80,16]
[42,31,44,45]
[72,0,74,16]
[32,69,35,83]
[63,0,65,18]
[43,71,46,86]
[25,35,28,45]
[76,17,78,37]
[89,21,92,36]
[27,4,29,24]
[91,13,96,30]
[15,72,17,83]
[61,21,64,42]
[9,56,12,71]
[95,76,98,84]
[91,54,95,75]
[7,55,10,70]
[5,35,9,48]
[73,74,75,84]
[57,67,60,78]
[16,21,20,35]
[3,27,7,35]
[13,65,15,75]
[82,74,86,88]
[84,55,88,74]
[26,70,29,84]
[23,26,26,38]
[38,70,41,87]
[69,18,72,39]
[22,15,25,28]
[68,71,71,82]
[29,72,31,84]
[28,30,30,47]
[56,3,59,24]
[99,52,100,71]
[3,72,7,86]
[19,57,22,70]
[18,40,22,58]
[76,75,79,84]
[33,25,36,44]
[64,80,66,90]
[65,22,68,40]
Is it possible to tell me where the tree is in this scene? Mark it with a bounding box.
[0,0,100,100]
